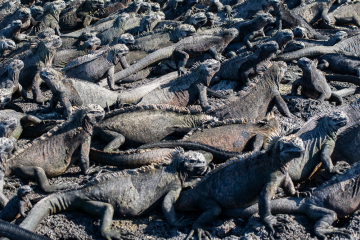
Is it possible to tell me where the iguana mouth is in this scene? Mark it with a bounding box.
[286,149,305,158]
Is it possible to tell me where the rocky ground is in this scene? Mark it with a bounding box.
[4,61,360,240]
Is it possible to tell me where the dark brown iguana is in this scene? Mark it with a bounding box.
[172,135,307,239]
[113,28,239,82]
[92,104,216,152]
[8,148,212,240]
[0,104,105,193]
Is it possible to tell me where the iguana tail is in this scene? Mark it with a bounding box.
[326,74,360,87]
[138,141,241,163]
[0,220,50,240]
[222,197,305,218]
[276,46,335,61]
[19,191,80,232]
[113,46,176,83]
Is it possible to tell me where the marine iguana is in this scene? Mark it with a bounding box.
[113,28,238,82]
[62,44,129,90]
[320,1,360,29]
[292,57,343,105]
[222,161,360,240]
[0,110,41,140]
[0,104,105,193]
[208,61,291,120]
[0,20,24,42]
[0,59,27,101]
[0,116,18,152]
[173,135,306,239]
[288,110,349,183]
[212,41,280,85]
[276,33,360,61]
[92,104,215,152]
[52,36,101,69]
[269,0,327,40]
[28,0,65,36]
[0,38,16,57]
[290,0,336,25]
[0,7,35,32]
[40,68,179,116]
[137,59,221,110]
[317,53,360,76]
[0,185,32,221]
[11,148,211,240]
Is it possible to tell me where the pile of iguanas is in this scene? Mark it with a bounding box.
[1,0,360,239]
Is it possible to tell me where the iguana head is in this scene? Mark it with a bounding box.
[0,137,14,171]
[117,33,135,45]
[18,7,31,22]
[188,12,207,29]
[331,31,347,44]
[30,5,44,19]
[180,151,210,177]
[0,88,12,109]
[138,2,151,13]
[275,29,293,49]
[151,2,160,12]
[110,44,129,65]
[17,185,33,198]
[276,135,305,162]
[91,0,104,9]
[258,41,280,56]
[0,117,18,138]
[141,13,160,31]
[297,57,315,70]
[324,111,348,131]
[293,27,308,39]
[196,59,221,86]
[42,35,62,50]
[220,28,239,43]
[10,20,22,31]
[40,68,63,91]
[253,12,275,26]
[83,104,105,124]
[83,36,101,50]
[37,28,56,39]
[0,39,16,52]
[7,59,24,74]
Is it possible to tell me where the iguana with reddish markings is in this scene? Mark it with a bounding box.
[92,104,216,152]
[0,104,105,193]
[113,28,238,82]
[9,148,211,240]
[172,135,306,239]
[208,61,291,120]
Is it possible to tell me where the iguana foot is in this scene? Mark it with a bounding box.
[331,161,350,174]
[102,229,134,240]
[169,216,193,227]
[261,215,278,235]
[315,225,352,240]
[185,228,212,240]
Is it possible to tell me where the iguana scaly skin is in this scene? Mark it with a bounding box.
[292,57,343,105]
[0,116,18,152]
[288,111,348,182]
[92,104,216,152]
[138,114,281,153]
[222,161,360,240]
[320,1,360,29]
[276,33,360,61]
[208,61,291,120]
[0,59,27,101]
[318,53,360,77]
[0,110,41,139]
[137,59,220,110]
[113,28,238,82]
[62,44,129,90]
[0,20,23,42]
[0,219,50,240]
[0,105,105,193]
[14,149,211,240]
[173,135,306,239]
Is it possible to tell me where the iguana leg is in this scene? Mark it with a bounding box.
[321,143,349,174]
[291,79,301,95]
[107,66,117,90]
[251,134,264,151]
[305,204,352,239]
[274,95,291,117]
[209,47,225,62]
[31,72,44,104]
[13,166,76,193]
[244,30,264,51]
[186,199,220,240]
[317,60,329,70]
[119,56,130,69]
[82,201,133,240]
[197,84,210,111]
[59,97,73,118]
[162,187,191,227]
[329,92,343,106]
[174,50,189,75]
[17,85,28,101]
[0,172,9,209]
[240,68,256,86]
[99,130,126,152]
[48,96,59,110]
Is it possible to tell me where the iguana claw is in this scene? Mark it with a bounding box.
[102,229,134,240]
[185,228,212,240]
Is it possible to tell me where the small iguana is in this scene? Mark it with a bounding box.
[0,185,32,221]
[62,44,129,90]
[92,104,216,152]
[173,135,306,239]
[292,57,343,105]
[0,59,27,101]
[0,104,105,193]
[12,148,211,240]
[113,28,239,82]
